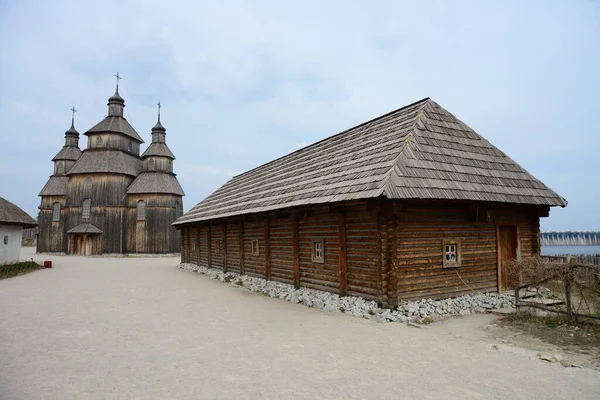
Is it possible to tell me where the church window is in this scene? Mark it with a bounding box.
[96,136,103,147]
[175,201,180,217]
[149,158,156,170]
[137,200,146,221]
[127,141,132,152]
[3,235,8,245]
[52,202,61,222]
[82,198,91,220]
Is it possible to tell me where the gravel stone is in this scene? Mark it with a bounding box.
[179,263,516,324]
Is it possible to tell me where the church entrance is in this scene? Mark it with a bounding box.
[68,233,102,255]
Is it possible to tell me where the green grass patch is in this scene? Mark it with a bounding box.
[0,261,44,280]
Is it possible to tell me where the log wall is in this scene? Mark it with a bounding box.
[268,216,294,284]
[242,220,264,277]
[298,210,340,293]
[394,201,540,302]
[225,222,241,273]
[178,199,542,307]
[210,224,224,269]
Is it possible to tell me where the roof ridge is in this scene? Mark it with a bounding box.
[379,99,430,197]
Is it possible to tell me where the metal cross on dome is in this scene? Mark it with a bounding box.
[114,71,121,89]
[70,106,77,123]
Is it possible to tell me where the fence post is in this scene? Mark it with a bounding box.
[565,261,574,318]
[514,258,521,313]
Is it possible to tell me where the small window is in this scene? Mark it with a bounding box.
[191,239,196,251]
[175,201,180,218]
[311,239,324,263]
[52,202,61,222]
[214,239,223,255]
[251,239,259,256]
[3,235,8,245]
[82,198,91,220]
[137,200,146,221]
[96,136,103,147]
[443,239,461,268]
[149,158,156,171]
[127,141,132,152]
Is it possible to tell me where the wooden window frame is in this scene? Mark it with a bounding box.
[52,202,61,222]
[251,239,259,256]
[137,200,146,221]
[3,235,8,245]
[311,238,324,264]
[82,198,91,220]
[442,239,461,268]
[214,239,223,255]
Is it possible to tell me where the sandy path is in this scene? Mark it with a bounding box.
[1,248,598,400]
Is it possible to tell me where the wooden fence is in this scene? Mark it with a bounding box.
[514,256,600,320]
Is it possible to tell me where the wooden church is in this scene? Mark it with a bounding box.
[173,98,566,306]
[37,78,184,255]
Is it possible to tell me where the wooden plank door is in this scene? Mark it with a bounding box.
[498,225,518,291]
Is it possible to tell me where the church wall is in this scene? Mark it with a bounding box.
[125,194,182,253]
[37,195,66,253]
[87,133,140,155]
[143,157,172,173]
[65,174,134,254]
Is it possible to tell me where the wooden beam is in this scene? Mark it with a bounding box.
[222,222,228,272]
[207,224,212,268]
[239,220,244,274]
[338,213,347,296]
[196,223,201,265]
[292,213,299,288]
[496,224,501,293]
[388,213,398,308]
[264,219,271,280]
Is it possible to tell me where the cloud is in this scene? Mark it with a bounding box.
[0,0,599,230]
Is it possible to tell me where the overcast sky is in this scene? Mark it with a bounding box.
[0,0,598,231]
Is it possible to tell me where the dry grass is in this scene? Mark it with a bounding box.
[500,313,600,353]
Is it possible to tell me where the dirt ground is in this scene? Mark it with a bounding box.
[1,248,599,400]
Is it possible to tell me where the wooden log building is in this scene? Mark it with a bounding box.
[173,98,566,306]
[37,80,184,255]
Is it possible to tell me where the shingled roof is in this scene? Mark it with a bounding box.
[39,176,68,196]
[174,98,566,225]
[86,116,144,143]
[127,172,185,195]
[52,146,82,162]
[0,197,37,227]
[67,150,141,176]
[141,143,175,159]
[67,223,102,234]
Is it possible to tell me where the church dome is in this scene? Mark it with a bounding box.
[108,88,125,104]
[65,122,79,137]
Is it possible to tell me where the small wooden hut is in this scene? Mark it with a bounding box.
[173,98,566,307]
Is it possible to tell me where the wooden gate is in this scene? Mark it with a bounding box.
[497,225,519,291]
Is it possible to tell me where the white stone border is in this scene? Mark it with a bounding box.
[179,263,515,323]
